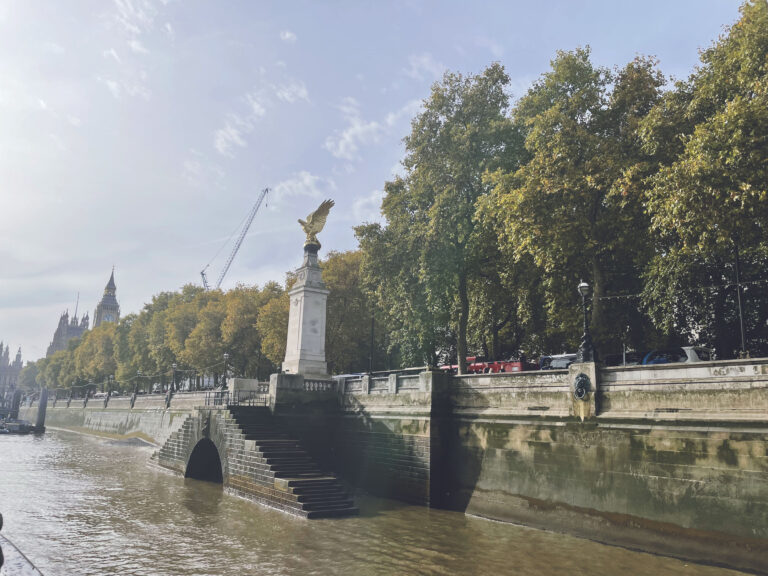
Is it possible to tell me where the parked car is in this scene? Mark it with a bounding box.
[603,351,644,367]
[642,346,715,365]
[539,353,577,370]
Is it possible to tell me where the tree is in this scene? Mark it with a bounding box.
[221,283,283,380]
[256,292,290,367]
[182,299,225,379]
[642,0,768,356]
[487,49,664,352]
[322,250,388,374]
[17,363,39,392]
[358,63,516,373]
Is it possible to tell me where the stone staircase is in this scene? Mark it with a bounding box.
[227,406,358,518]
[154,415,196,473]
[154,406,358,518]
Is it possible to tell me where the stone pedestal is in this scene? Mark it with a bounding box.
[282,242,330,378]
[568,361,598,421]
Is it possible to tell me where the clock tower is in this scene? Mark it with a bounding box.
[93,269,120,328]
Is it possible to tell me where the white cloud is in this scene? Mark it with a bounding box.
[67,116,82,128]
[272,171,336,208]
[99,77,122,99]
[247,92,267,118]
[384,99,422,127]
[279,30,297,43]
[42,42,65,55]
[103,48,122,63]
[99,71,151,100]
[352,189,385,223]
[323,97,383,161]
[274,80,309,103]
[102,0,170,100]
[403,52,446,81]
[182,150,225,189]
[128,39,149,54]
[214,115,250,157]
[113,0,158,37]
[476,36,504,58]
[212,73,308,158]
[38,99,49,111]
[324,98,421,163]
[213,90,270,157]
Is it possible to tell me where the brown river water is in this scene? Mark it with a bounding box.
[0,430,750,576]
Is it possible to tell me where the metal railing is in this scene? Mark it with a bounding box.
[204,389,269,407]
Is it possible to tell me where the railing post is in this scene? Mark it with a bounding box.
[388,373,398,394]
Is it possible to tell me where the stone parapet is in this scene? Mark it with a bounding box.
[598,358,768,421]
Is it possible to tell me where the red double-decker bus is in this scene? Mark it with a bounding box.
[440,355,538,374]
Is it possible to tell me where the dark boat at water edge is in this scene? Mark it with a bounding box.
[0,419,42,435]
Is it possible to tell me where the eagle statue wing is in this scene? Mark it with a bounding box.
[301,199,335,239]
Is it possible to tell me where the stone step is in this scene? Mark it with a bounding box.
[258,445,307,453]
[268,460,318,469]
[224,407,357,519]
[290,483,348,495]
[240,427,285,434]
[264,455,314,465]
[271,466,322,475]
[301,499,357,511]
[305,507,360,519]
[244,434,291,441]
[274,472,324,480]
[295,490,350,502]
[283,477,339,488]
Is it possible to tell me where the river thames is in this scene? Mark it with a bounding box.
[0,431,749,576]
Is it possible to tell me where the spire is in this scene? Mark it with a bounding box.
[105,267,116,294]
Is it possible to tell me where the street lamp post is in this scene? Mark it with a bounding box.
[222,353,229,390]
[577,280,596,363]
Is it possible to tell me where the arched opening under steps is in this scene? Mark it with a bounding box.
[185,438,223,483]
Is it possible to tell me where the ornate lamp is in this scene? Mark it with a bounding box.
[577,280,595,363]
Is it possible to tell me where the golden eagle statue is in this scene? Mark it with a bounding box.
[298,199,335,244]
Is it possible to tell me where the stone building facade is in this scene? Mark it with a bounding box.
[0,343,22,388]
[46,312,89,357]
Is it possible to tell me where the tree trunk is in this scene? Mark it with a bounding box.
[457,272,469,375]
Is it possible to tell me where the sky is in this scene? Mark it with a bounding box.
[0,0,743,362]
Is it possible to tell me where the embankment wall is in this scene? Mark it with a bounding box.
[23,360,768,572]
[19,392,208,445]
[336,360,768,573]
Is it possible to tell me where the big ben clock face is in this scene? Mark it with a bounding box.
[104,313,115,322]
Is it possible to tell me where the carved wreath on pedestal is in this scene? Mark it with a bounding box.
[573,373,590,401]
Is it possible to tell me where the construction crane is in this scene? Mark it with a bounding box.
[201,187,270,290]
